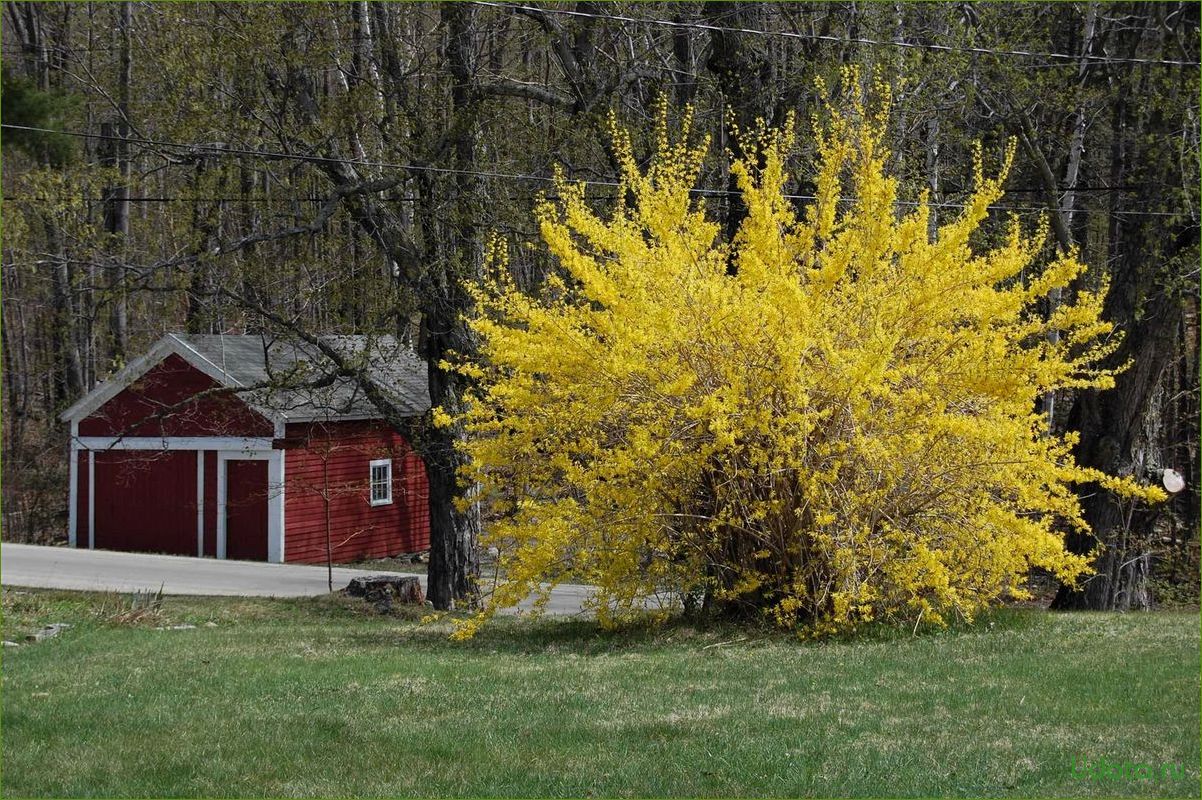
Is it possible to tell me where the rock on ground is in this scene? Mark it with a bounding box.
[345,575,424,612]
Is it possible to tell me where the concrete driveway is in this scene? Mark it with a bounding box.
[0,543,594,616]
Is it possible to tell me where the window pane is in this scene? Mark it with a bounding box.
[370,461,392,504]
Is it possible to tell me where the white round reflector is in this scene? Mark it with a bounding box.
[1162,468,1185,494]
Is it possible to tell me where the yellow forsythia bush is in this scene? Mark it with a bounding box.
[450,78,1164,638]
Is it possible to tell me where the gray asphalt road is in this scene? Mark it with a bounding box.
[0,543,594,616]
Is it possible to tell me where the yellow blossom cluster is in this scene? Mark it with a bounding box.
[449,75,1163,638]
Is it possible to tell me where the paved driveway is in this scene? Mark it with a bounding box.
[0,543,594,616]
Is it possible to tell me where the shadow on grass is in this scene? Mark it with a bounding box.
[3,585,1052,657]
[341,601,1052,656]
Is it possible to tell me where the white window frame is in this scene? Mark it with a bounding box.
[369,458,393,506]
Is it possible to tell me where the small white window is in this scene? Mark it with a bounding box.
[369,459,393,506]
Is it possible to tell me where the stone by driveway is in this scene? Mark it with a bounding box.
[0,543,594,615]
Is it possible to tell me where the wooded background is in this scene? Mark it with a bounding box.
[2,1,1198,609]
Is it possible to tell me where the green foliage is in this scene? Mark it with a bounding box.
[1,68,78,166]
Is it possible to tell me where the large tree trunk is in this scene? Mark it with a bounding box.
[1052,14,1198,607]
[423,3,483,610]
[1052,283,1183,610]
[251,7,481,610]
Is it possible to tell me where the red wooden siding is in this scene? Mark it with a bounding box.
[92,450,197,555]
[226,459,269,560]
[203,451,218,557]
[79,353,273,438]
[283,421,430,564]
[75,449,89,547]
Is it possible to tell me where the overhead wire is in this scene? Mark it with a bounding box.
[471,1,1200,68]
[6,3,1196,67]
[0,123,1189,218]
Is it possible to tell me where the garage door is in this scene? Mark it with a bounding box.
[225,459,268,561]
[93,450,197,556]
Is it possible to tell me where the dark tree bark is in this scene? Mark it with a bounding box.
[41,215,83,408]
[671,8,698,107]
[1051,235,1189,610]
[422,3,483,610]
[185,158,212,333]
[96,2,132,362]
[704,2,780,270]
[243,6,484,611]
[1052,6,1199,608]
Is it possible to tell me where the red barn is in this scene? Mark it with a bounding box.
[59,334,431,564]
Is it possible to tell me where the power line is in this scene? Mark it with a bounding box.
[1,123,553,181]
[2,184,1150,203]
[4,192,1179,217]
[0,194,595,204]
[1,123,1189,218]
[1,196,422,204]
[7,3,1195,67]
[474,1,1200,68]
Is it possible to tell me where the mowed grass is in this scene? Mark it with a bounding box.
[1,588,1198,798]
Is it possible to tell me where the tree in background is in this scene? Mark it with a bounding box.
[2,1,1196,610]
[452,82,1165,637]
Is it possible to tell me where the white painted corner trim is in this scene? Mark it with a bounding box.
[68,443,79,548]
[274,450,286,563]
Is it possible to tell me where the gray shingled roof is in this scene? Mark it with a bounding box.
[171,334,430,421]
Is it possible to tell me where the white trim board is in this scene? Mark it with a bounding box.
[270,450,285,563]
[68,443,79,548]
[75,436,275,452]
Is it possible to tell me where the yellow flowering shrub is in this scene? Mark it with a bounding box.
[451,77,1163,638]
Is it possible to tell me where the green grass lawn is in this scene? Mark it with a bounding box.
[1,587,1198,798]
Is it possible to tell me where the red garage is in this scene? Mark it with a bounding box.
[60,333,431,564]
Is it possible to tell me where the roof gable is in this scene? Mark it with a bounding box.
[61,333,430,426]
[76,353,275,438]
[60,334,254,424]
